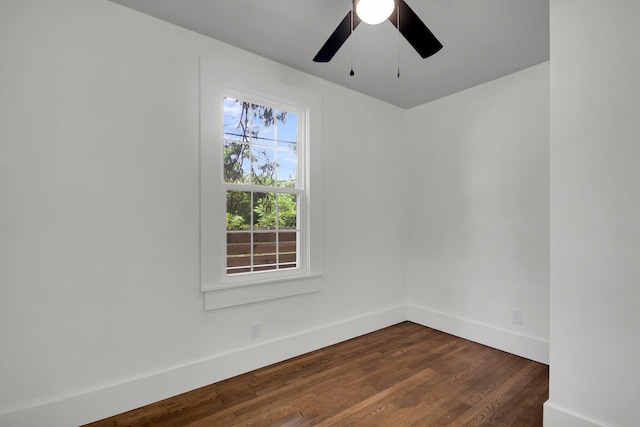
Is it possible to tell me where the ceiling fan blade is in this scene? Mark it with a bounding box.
[389,0,443,59]
[313,10,361,62]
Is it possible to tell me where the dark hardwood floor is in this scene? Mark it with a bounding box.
[85,322,548,426]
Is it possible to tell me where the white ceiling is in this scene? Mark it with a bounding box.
[107,0,549,109]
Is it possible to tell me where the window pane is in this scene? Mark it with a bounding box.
[227,232,251,255]
[223,98,248,141]
[278,231,297,270]
[253,231,277,265]
[252,146,275,186]
[276,148,297,187]
[251,102,277,146]
[253,192,275,229]
[277,193,297,229]
[227,232,251,275]
[276,111,297,149]
[226,191,251,230]
[227,232,252,274]
[254,118,274,146]
[254,232,276,271]
[224,141,250,183]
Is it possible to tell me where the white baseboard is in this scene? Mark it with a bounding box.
[407,304,549,364]
[544,401,604,427]
[2,304,550,426]
[0,305,406,427]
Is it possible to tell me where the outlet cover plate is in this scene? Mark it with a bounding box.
[250,322,261,339]
[512,310,523,325]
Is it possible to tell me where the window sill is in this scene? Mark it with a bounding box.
[203,274,322,310]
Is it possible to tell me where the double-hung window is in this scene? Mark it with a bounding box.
[223,95,303,278]
[200,57,322,310]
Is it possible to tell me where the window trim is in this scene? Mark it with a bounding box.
[200,57,322,310]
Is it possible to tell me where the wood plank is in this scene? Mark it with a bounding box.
[227,232,297,244]
[227,241,296,256]
[446,363,542,426]
[226,253,297,268]
[84,322,548,427]
[315,368,437,426]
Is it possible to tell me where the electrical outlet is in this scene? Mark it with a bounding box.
[250,322,261,339]
[512,310,523,325]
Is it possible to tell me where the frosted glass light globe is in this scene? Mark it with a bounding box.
[356,0,395,25]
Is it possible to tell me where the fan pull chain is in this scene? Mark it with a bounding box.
[397,3,401,78]
[350,2,355,76]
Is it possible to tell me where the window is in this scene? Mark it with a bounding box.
[223,96,302,277]
[200,57,322,310]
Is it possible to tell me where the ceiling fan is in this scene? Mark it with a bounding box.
[313,0,443,63]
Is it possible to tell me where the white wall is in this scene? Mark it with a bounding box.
[0,0,407,425]
[405,63,550,363]
[545,1,640,426]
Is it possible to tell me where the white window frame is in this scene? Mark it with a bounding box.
[200,57,322,310]
[221,89,306,282]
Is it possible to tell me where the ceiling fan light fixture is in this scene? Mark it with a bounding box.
[313,0,442,63]
[355,0,395,25]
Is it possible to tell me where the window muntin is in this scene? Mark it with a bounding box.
[223,97,303,276]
